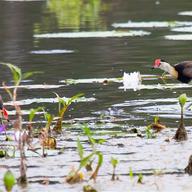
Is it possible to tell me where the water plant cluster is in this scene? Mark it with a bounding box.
[0,63,192,191]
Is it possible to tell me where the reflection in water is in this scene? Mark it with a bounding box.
[45,0,109,30]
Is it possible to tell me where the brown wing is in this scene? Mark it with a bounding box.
[174,61,192,79]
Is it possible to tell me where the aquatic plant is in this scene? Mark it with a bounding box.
[53,92,84,133]
[174,93,188,141]
[82,125,106,150]
[145,125,153,139]
[129,167,134,180]
[3,170,15,192]
[148,116,166,132]
[137,173,143,184]
[81,125,105,172]
[110,157,119,180]
[66,138,89,184]
[39,112,56,156]
[66,128,104,184]
[29,107,44,124]
[66,167,84,184]
[83,185,97,192]
[78,137,103,181]
[89,151,103,181]
[0,63,41,186]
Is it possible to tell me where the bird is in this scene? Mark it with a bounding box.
[152,58,192,83]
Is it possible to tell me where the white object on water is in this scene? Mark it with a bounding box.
[165,34,192,40]
[30,49,74,54]
[178,11,192,16]
[34,30,151,39]
[123,72,141,91]
[112,21,192,28]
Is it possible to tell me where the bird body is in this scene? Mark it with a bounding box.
[153,59,192,83]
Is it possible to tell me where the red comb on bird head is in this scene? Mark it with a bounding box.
[153,58,161,68]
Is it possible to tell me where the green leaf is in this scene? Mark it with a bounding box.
[77,138,84,160]
[80,153,94,169]
[43,111,54,129]
[66,93,84,106]
[179,93,187,107]
[1,63,21,85]
[53,92,66,113]
[29,107,44,122]
[23,71,43,80]
[129,167,134,179]
[3,170,15,192]
[89,137,96,145]
[153,116,159,124]
[82,125,92,136]
[96,138,106,144]
[110,157,118,168]
[145,125,152,139]
[137,173,143,184]
[95,151,103,167]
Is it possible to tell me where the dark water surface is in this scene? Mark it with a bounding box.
[1,0,192,191]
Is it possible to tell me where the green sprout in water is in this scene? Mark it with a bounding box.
[53,92,84,133]
[83,185,97,192]
[110,157,119,181]
[82,124,106,150]
[66,130,104,184]
[3,170,15,192]
[137,173,143,184]
[174,93,188,141]
[39,111,56,156]
[77,137,104,181]
[29,107,44,124]
[148,116,166,132]
[129,167,134,180]
[145,125,155,139]
[27,107,44,148]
